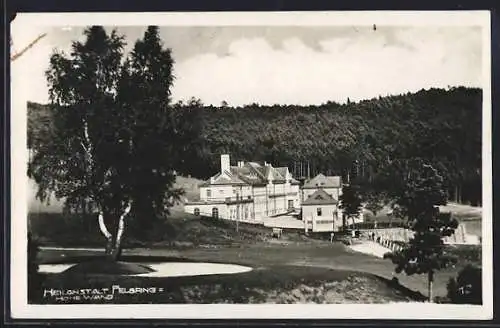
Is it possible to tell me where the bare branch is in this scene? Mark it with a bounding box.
[11,33,47,62]
[80,141,88,153]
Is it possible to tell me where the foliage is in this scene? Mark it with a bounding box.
[384,159,459,301]
[361,185,388,217]
[117,26,184,233]
[339,184,362,228]
[28,87,482,205]
[28,26,183,257]
[446,264,482,304]
[28,232,42,300]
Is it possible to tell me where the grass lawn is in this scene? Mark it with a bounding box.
[30,201,482,304]
[35,240,480,304]
[35,247,424,304]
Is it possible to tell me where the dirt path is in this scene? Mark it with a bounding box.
[348,241,392,258]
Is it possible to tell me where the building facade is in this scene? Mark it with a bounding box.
[184,154,301,223]
[302,189,343,232]
[301,173,343,202]
[300,173,363,232]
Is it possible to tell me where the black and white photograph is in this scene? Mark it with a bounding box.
[10,11,492,320]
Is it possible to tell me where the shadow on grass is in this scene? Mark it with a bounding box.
[34,260,427,304]
[41,254,199,265]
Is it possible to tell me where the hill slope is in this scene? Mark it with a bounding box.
[27,87,482,204]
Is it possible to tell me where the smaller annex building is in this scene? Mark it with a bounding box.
[302,189,343,232]
[301,173,342,203]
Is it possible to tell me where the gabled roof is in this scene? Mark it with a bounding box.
[272,167,286,182]
[274,167,288,182]
[302,188,338,205]
[199,170,246,187]
[229,165,266,185]
[200,160,298,187]
[303,173,341,189]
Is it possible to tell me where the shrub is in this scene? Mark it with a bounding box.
[447,264,482,304]
[28,232,42,301]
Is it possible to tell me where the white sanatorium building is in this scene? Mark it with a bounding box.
[184,154,301,223]
[184,154,363,231]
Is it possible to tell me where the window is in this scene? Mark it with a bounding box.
[288,200,294,209]
[212,207,219,218]
[317,208,322,216]
[245,206,248,219]
[194,208,200,216]
[207,189,211,198]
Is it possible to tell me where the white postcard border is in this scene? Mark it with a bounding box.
[10,10,493,320]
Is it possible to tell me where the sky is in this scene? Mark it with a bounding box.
[11,24,483,107]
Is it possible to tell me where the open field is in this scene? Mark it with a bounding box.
[36,257,423,304]
[29,177,483,304]
[31,211,481,304]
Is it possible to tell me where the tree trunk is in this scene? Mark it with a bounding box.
[98,211,114,255]
[110,202,132,261]
[428,271,434,302]
[458,184,463,204]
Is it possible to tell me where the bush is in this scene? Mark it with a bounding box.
[28,232,42,301]
[447,264,482,304]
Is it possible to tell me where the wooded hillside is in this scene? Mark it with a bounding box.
[27,86,482,205]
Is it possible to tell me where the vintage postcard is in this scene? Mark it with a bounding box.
[10,11,492,320]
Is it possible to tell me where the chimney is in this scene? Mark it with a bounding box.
[220,154,230,173]
[238,161,244,168]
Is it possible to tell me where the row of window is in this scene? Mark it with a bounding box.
[193,201,296,219]
[229,206,251,220]
[193,206,254,220]
[206,188,298,198]
[315,209,339,217]
[193,207,218,218]
[205,188,253,198]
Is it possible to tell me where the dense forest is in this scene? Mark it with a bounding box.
[28,86,482,206]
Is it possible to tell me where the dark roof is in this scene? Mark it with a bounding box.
[199,171,246,187]
[274,167,288,182]
[303,173,342,189]
[302,189,338,205]
[202,161,297,187]
[229,166,264,185]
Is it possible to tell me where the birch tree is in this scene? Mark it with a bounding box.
[28,26,182,260]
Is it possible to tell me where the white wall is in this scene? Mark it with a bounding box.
[184,203,229,219]
[302,204,342,232]
[253,186,267,220]
[228,202,255,222]
[200,184,253,202]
